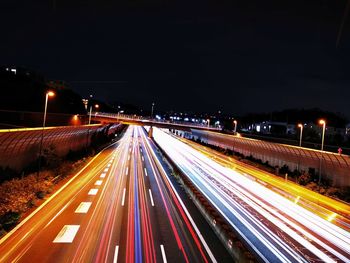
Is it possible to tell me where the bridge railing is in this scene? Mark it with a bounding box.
[91,112,221,130]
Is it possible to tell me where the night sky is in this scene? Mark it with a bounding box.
[1,0,350,116]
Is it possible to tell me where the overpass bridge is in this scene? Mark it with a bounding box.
[91,112,221,136]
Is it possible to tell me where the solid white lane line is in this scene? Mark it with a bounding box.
[160,245,167,263]
[95,180,103,186]
[53,225,80,243]
[75,202,92,213]
[149,189,155,207]
[113,246,119,263]
[144,168,148,177]
[100,173,106,178]
[88,189,98,195]
[104,168,109,173]
[122,188,126,206]
[125,167,129,175]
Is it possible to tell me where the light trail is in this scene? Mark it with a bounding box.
[153,128,350,263]
[187,131,350,221]
[140,127,212,263]
[0,126,223,263]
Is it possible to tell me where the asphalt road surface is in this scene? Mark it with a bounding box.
[0,126,230,263]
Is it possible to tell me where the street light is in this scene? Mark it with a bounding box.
[296,123,304,175]
[88,104,99,125]
[297,123,303,147]
[151,102,155,119]
[318,119,326,190]
[87,104,99,151]
[319,119,326,151]
[233,120,238,133]
[117,110,124,120]
[82,99,88,111]
[38,91,55,177]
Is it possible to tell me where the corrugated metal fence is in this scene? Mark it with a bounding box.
[191,129,350,187]
[0,124,121,171]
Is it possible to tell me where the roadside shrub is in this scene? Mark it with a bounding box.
[339,187,350,203]
[325,187,340,199]
[279,165,290,175]
[0,172,53,215]
[298,172,311,185]
[36,191,45,199]
[0,211,20,231]
[0,228,6,238]
[308,168,316,181]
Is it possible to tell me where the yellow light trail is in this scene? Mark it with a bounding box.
[177,135,350,230]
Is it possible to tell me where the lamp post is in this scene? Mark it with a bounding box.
[38,91,55,177]
[117,110,124,120]
[297,123,303,175]
[319,120,326,151]
[82,99,88,111]
[117,105,121,120]
[298,124,303,147]
[87,104,99,151]
[88,104,99,125]
[151,102,155,119]
[88,105,92,125]
[233,120,238,133]
[318,119,326,190]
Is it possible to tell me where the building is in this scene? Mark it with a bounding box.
[248,121,293,135]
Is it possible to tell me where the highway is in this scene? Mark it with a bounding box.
[152,128,350,263]
[0,126,223,263]
[177,136,350,232]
